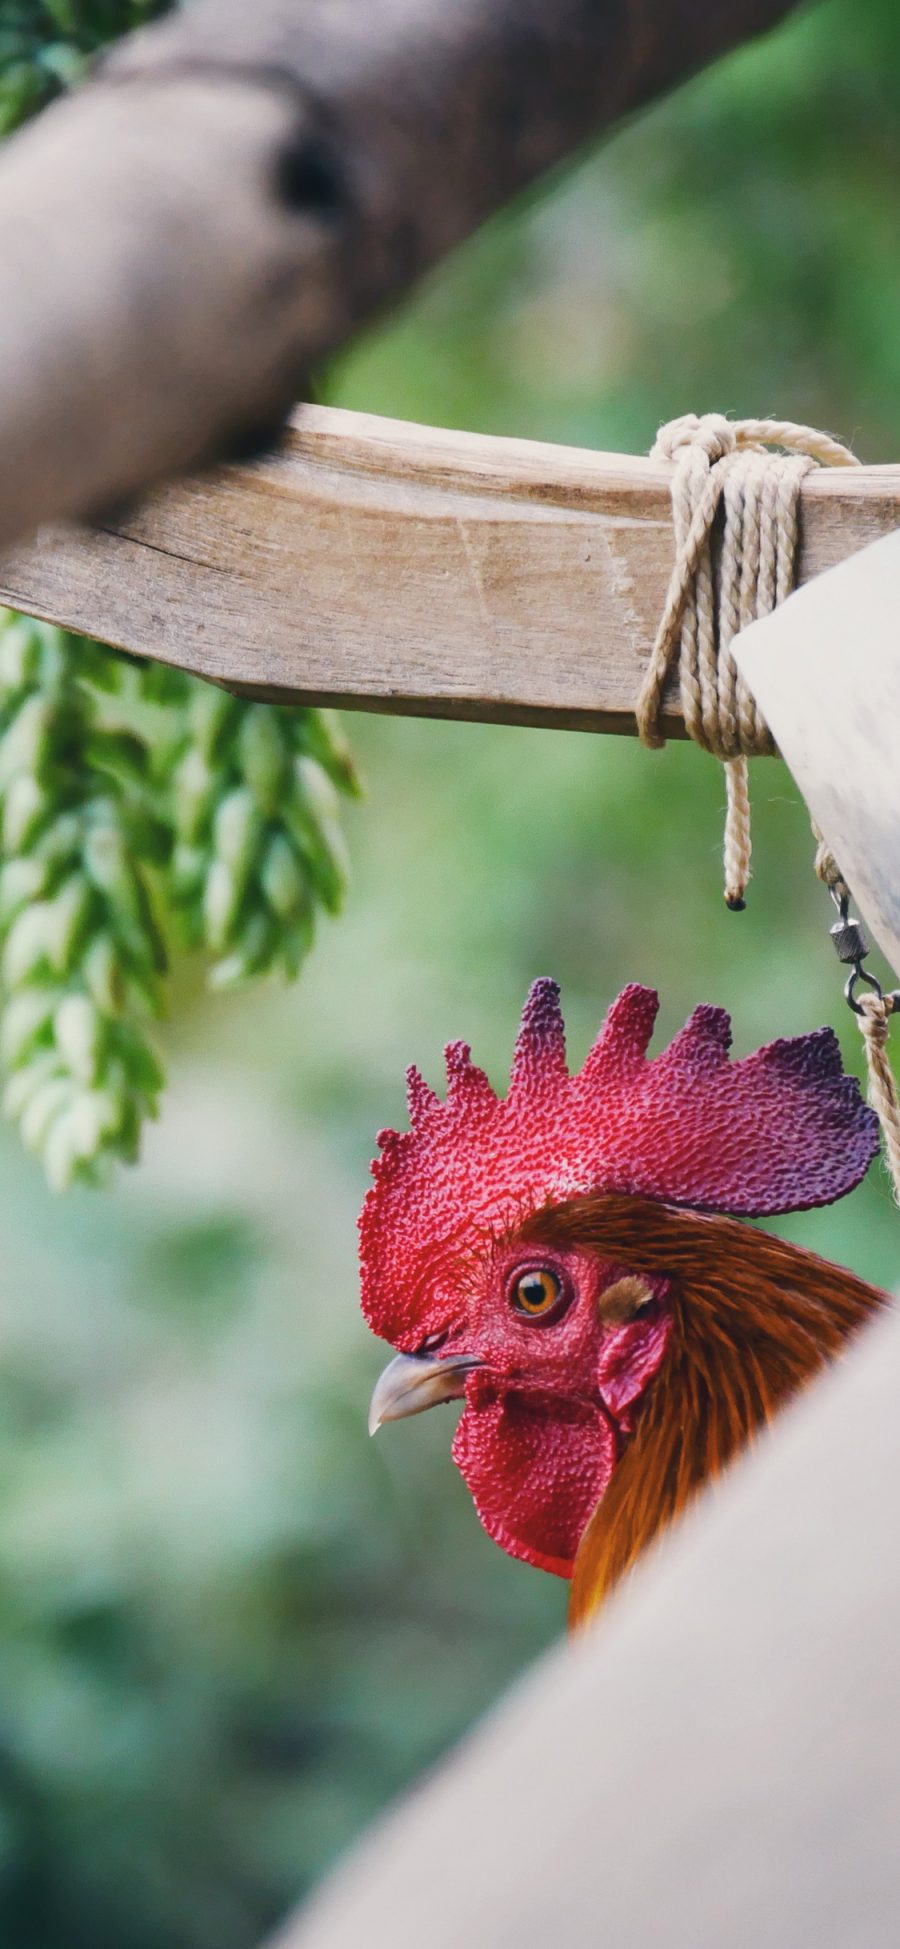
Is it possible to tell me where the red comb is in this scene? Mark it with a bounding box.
[360,981,878,1348]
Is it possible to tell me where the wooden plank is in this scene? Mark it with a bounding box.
[1,403,899,734]
[736,531,900,981]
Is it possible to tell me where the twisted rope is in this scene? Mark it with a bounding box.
[637,412,859,907]
[858,995,900,1206]
[812,823,850,908]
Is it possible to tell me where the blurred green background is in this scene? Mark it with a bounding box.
[2,1,900,1943]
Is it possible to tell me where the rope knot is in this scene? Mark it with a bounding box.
[652,412,736,466]
[637,411,860,906]
[859,992,894,1034]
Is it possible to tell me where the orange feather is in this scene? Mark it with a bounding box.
[521,1194,886,1628]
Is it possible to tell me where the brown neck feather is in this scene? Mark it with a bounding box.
[521,1195,886,1629]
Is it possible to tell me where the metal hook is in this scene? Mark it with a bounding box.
[844,964,884,1016]
[822,859,899,1017]
[844,967,900,1018]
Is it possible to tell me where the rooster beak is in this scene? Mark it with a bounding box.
[368,1350,482,1436]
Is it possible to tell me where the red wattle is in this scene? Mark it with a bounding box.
[452,1388,617,1578]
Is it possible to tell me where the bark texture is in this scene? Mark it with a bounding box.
[0,0,803,546]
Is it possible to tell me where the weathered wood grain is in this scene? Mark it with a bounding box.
[1,404,899,734]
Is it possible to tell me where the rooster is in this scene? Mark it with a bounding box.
[362,982,885,1624]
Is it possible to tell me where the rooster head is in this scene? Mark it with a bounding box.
[361,982,880,1590]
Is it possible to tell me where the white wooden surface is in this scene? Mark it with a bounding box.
[737,532,900,982]
[274,1302,900,1949]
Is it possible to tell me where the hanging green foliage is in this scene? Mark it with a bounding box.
[0,615,167,1187]
[0,2,167,134]
[165,680,359,989]
[0,619,361,1187]
[0,0,361,1186]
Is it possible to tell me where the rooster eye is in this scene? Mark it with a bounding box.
[508,1265,570,1323]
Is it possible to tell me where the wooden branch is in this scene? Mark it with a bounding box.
[1,405,898,735]
[0,0,804,548]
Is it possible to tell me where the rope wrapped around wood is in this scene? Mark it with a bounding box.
[637,412,900,1204]
[636,412,859,908]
